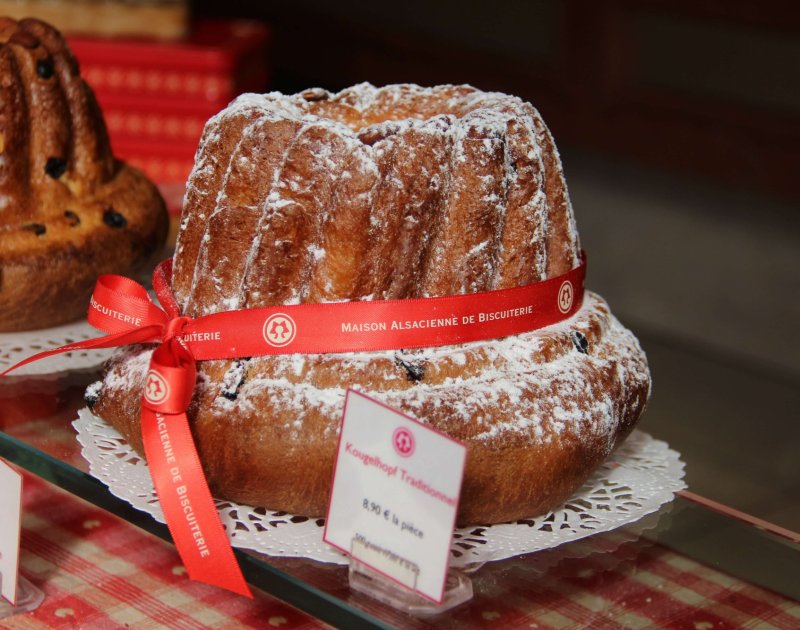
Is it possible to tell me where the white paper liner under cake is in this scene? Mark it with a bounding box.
[0,321,113,375]
[73,408,686,567]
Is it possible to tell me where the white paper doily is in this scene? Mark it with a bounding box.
[0,321,113,375]
[73,408,685,567]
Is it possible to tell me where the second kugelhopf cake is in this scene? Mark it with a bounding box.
[0,17,168,331]
[90,83,651,525]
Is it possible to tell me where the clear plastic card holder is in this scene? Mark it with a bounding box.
[347,538,473,618]
[0,576,44,619]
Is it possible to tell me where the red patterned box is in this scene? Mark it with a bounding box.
[69,20,270,188]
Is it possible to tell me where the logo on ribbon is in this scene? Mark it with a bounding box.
[262,313,297,348]
[393,427,415,457]
[144,369,170,405]
[558,280,574,314]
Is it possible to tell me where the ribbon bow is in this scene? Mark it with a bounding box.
[121,262,250,597]
[3,259,252,597]
[90,261,198,418]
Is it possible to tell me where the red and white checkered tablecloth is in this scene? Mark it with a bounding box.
[1,471,328,630]
[444,544,800,629]
[2,469,798,629]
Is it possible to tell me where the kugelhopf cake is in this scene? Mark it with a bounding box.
[91,83,651,525]
[0,17,168,331]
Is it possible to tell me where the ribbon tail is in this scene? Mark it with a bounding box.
[0,325,163,377]
[140,407,252,598]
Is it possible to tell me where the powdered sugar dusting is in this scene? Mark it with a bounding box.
[175,83,580,314]
[98,293,648,459]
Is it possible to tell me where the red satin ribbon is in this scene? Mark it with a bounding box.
[81,256,586,361]
[2,254,586,597]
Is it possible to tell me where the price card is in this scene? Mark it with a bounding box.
[0,459,22,605]
[324,389,466,604]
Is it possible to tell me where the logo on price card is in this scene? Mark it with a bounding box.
[393,427,415,457]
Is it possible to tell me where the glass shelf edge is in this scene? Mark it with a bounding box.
[0,431,393,629]
[639,497,800,602]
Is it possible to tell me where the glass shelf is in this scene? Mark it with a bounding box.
[1,367,797,628]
